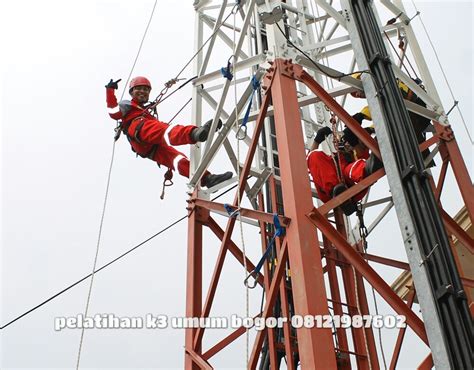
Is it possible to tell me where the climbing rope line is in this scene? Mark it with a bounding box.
[75,135,117,370]
[120,0,159,101]
[230,7,250,367]
[0,183,239,331]
[76,2,159,367]
[409,0,473,144]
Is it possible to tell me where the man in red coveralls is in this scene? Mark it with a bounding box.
[307,126,382,215]
[105,76,232,188]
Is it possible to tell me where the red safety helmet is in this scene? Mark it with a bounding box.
[129,76,152,94]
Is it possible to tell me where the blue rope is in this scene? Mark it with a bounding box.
[244,214,285,288]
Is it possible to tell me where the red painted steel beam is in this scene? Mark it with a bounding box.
[256,196,279,369]
[335,211,373,370]
[318,168,385,215]
[434,159,449,202]
[298,68,380,158]
[419,135,439,152]
[193,216,237,350]
[417,353,434,370]
[435,122,474,221]
[268,59,337,369]
[249,240,289,369]
[461,277,474,288]
[307,209,429,344]
[193,198,290,226]
[206,217,264,287]
[185,349,213,370]
[267,178,297,370]
[390,289,416,370]
[441,209,474,255]
[202,313,262,360]
[185,193,205,370]
[324,238,352,370]
[193,91,272,351]
[362,253,411,270]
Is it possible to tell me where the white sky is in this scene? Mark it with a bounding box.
[1,1,472,369]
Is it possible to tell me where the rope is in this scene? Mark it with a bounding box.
[409,0,473,144]
[275,23,371,81]
[76,2,159,367]
[76,137,116,369]
[147,1,241,112]
[119,0,158,101]
[230,7,250,367]
[0,183,240,331]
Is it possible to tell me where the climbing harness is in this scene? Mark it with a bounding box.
[236,75,261,140]
[120,117,159,160]
[244,214,285,289]
[160,168,174,200]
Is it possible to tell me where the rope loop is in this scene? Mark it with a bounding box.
[236,125,247,140]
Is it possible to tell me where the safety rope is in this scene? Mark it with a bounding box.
[146,2,241,114]
[275,22,371,81]
[0,182,240,331]
[409,0,473,144]
[229,6,251,366]
[75,2,159,368]
[383,30,417,80]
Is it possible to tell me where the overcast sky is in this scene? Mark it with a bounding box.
[1,1,472,369]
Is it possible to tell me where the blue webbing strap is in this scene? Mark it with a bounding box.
[244,214,285,288]
[237,75,260,140]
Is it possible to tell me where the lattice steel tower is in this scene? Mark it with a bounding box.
[185,1,473,369]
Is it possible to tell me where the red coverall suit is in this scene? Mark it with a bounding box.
[106,87,198,178]
[307,148,369,203]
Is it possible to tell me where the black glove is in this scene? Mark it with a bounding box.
[364,127,375,135]
[105,78,121,89]
[352,112,366,124]
[314,126,332,144]
[342,127,359,147]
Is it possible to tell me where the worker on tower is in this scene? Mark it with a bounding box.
[105,77,232,188]
[307,125,383,215]
[350,73,434,166]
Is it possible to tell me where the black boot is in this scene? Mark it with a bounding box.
[364,153,383,177]
[202,171,233,188]
[332,183,357,216]
[191,119,223,142]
